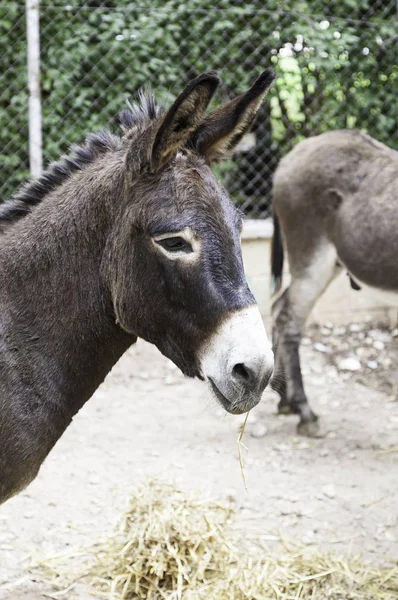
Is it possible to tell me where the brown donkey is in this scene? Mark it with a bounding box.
[271,130,398,436]
[0,70,275,504]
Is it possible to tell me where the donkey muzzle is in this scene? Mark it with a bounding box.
[200,305,274,414]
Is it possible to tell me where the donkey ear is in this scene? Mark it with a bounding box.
[188,69,275,164]
[150,71,220,171]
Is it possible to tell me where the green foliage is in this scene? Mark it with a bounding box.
[0,3,29,198]
[0,0,397,215]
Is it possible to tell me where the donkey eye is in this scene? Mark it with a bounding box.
[156,237,193,253]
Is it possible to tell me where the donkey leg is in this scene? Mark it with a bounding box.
[272,288,313,423]
[271,289,288,406]
[272,244,341,436]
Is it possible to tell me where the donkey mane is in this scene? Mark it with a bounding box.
[0,90,164,230]
[120,88,164,132]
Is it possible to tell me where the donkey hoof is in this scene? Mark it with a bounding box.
[297,418,324,438]
[277,400,298,416]
[278,403,293,416]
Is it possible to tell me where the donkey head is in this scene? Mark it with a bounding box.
[107,70,275,414]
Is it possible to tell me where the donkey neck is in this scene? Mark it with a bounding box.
[0,154,136,424]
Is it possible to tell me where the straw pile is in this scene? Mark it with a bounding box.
[34,480,398,600]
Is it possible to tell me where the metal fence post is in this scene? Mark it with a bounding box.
[26,0,42,177]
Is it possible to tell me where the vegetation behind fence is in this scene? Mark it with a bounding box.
[1,0,397,216]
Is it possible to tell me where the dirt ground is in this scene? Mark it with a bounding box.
[0,321,397,599]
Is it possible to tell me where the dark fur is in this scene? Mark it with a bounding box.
[270,211,284,295]
[0,69,274,503]
[271,130,398,435]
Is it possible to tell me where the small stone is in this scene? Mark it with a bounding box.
[301,337,311,346]
[250,423,268,438]
[338,357,361,371]
[321,484,336,499]
[319,448,329,457]
[369,329,391,342]
[356,347,367,358]
[392,328,398,338]
[314,342,331,354]
[373,340,385,350]
[367,360,378,370]
[349,324,362,332]
[334,327,346,336]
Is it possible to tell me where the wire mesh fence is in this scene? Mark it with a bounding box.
[1,1,397,217]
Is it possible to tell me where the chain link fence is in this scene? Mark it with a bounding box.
[1,1,397,217]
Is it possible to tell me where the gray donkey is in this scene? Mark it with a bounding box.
[271,130,398,436]
[0,70,275,504]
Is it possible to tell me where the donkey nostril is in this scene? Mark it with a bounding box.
[232,363,252,385]
[232,363,273,390]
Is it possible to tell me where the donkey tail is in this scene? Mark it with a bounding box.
[271,212,284,296]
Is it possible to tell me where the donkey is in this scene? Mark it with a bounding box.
[271,130,398,436]
[0,70,275,504]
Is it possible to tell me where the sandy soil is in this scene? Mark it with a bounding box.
[0,324,397,599]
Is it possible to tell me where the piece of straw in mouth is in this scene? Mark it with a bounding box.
[237,410,250,491]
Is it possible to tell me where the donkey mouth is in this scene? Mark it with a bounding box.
[208,378,253,415]
[208,377,232,410]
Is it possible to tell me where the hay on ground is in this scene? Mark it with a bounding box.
[33,480,398,600]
